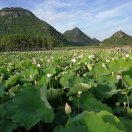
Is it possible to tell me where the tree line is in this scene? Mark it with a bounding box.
[0,34,60,51]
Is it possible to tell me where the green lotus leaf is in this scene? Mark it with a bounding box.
[123,67,132,77]
[68,76,83,88]
[87,63,92,71]
[20,67,38,82]
[67,83,91,96]
[113,107,126,115]
[60,72,74,87]
[119,117,132,132]
[38,75,47,87]
[93,84,116,100]
[94,65,107,76]
[8,85,20,94]
[5,75,19,88]
[118,59,131,72]
[53,108,67,126]
[55,123,87,132]
[0,83,5,96]
[6,85,54,130]
[123,75,132,86]
[54,125,65,132]
[115,87,132,95]
[57,111,123,132]
[47,88,62,100]
[43,66,56,75]
[127,108,132,116]
[74,92,112,113]
[129,93,132,102]
[0,104,6,118]
[97,75,118,85]
[99,111,125,131]
[0,119,17,132]
[108,59,131,73]
[108,60,120,73]
[94,65,111,76]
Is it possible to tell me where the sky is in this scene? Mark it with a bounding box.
[0,0,132,40]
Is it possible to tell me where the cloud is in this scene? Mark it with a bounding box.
[31,0,132,40]
[47,0,71,8]
[95,2,132,20]
[0,0,131,40]
[32,1,93,30]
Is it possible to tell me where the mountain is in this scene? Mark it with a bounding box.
[0,7,68,51]
[63,27,99,45]
[93,38,101,43]
[102,30,132,45]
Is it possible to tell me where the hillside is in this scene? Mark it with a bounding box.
[63,27,100,45]
[0,7,68,51]
[102,30,132,45]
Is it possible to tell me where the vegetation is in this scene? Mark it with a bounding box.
[0,7,68,51]
[0,7,132,132]
[0,7,132,51]
[0,34,46,51]
[63,27,100,45]
[102,30,132,45]
[0,47,132,131]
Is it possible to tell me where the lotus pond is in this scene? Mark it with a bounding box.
[0,48,132,132]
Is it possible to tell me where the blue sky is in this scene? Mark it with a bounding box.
[0,0,132,40]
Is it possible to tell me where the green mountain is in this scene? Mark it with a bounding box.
[93,38,101,43]
[63,27,99,45]
[0,7,68,51]
[102,30,132,45]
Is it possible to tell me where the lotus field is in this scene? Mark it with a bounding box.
[0,48,132,132]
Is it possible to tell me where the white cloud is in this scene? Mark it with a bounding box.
[47,0,71,8]
[95,2,132,20]
[32,1,92,31]
[32,0,132,40]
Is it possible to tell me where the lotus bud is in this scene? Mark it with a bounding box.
[77,90,82,97]
[116,102,120,107]
[71,58,76,63]
[102,63,106,68]
[79,54,83,58]
[65,103,72,114]
[32,58,37,65]
[78,91,82,95]
[47,74,52,78]
[34,80,37,84]
[112,72,114,76]
[23,75,26,78]
[30,75,33,79]
[55,76,57,80]
[116,74,122,80]
[106,59,110,63]
[126,54,129,58]
[37,63,41,68]
[40,58,43,62]
[124,102,126,107]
